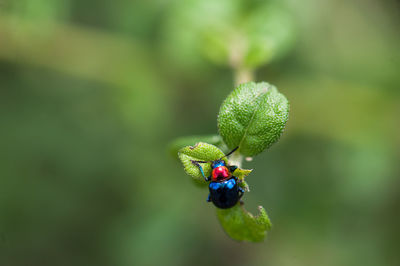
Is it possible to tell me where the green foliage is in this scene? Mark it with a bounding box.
[178,142,253,191]
[9,0,70,21]
[241,2,296,68]
[1,0,399,264]
[218,82,289,157]
[164,0,295,69]
[232,168,252,191]
[178,143,268,242]
[216,205,271,242]
[178,142,227,185]
[175,82,288,242]
[169,135,224,160]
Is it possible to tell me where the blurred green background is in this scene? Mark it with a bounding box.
[1,0,399,265]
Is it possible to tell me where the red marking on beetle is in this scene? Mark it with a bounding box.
[211,166,230,181]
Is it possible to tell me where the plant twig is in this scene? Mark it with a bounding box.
[234,67,254,87]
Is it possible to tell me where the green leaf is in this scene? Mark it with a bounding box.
[218,81,289,157]
[178,142,226,185]
[169,135,224,160]
[242,2,296,68]
[217,204,271,242]
[233,168,252,180]
[233,168,252,191]
[163,0,241,69]
[163,0,295,69]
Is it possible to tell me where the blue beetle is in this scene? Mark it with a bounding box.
[191,147,245,209]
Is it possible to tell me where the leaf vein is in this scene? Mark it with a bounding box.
[237,90,266,150]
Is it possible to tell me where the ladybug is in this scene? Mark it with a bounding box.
[191,147,245,209]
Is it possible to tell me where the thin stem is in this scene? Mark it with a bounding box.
[229,151,244,168]
[234,67,255,87]
[228,32,255,86]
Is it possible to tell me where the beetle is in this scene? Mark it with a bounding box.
[191,147,245,209]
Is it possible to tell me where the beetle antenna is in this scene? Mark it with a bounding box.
[219,146,239,160]
[191,160,209,164]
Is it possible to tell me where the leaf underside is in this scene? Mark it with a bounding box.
[178,142,226,185]
[178,143,253,186]
[233,168,252,191]
[169,135,224,160]
[216,204,271,242]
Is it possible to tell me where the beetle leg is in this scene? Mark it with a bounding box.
[191,160,209,182]
[228,165,238,173]
[238,187,245,199]
[206,194,211,202]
